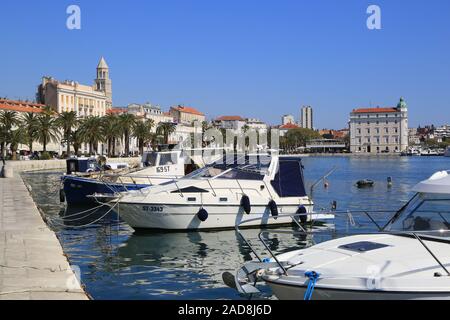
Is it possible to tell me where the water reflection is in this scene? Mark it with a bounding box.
[21,156,450,299]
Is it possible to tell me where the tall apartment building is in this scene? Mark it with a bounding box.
[36,57,112,117]
[349,98,408,154]
[301,106,313,129]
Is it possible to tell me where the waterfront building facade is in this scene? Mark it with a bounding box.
[170,105,205,125]
[213,116,247,132]
[36,57,112,117]
[301,106,313,129]
[282,114,295,126]
[245,118,268,132]
[279,123,299,137]
[349,98,409,154]
[434,125,450,139]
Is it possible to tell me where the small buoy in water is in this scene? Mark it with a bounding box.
[197,208,208,222]
[240,195,251,214]
[297,205,307,224]
[59,189,65,203]
[268,200,278,219]
[324,181,329,188]
[387,176,393,187]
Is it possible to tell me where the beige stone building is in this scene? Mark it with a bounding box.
[349,98,409,154]
[36,57,112,117]
[170,105,205,125]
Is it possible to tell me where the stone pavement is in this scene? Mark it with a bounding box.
[0,176,88,300]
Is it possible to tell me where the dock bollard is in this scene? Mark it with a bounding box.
[2,165,14,178]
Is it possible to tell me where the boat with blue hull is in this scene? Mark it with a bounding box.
[62,149,223,205]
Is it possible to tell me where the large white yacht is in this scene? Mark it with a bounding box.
[226,170,450,300]
[102,153,333,230]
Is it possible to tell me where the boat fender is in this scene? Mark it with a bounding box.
[59,189,65,203]
[297,205,307,224]
[268,200,278,219]
[240,195,251,214]
[197,208,208,222]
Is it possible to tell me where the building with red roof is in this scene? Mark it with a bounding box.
[0,99,45,114]
[169,105,205,125]
[349,98,409,154]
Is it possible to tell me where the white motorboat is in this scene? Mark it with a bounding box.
[63,148,223,205]
[102,153,334,230]
[227,170,450,300]
[420,149,440,157]
[445,147,450,157]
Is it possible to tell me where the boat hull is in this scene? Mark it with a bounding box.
[63,176,148,205]
[267,280,450,300]
[116,202,331,230]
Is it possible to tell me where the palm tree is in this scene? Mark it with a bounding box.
[21,112,39,154]
[101,114,121,157]
[36,107,60,153]
[156,122,177,145]
[118,114,136,156]
[9,128,26,160]
[56,111,78,157]
[79,116,104,155]
[0,110,21,157]
[70,129,83,156]
[133,119,155,155]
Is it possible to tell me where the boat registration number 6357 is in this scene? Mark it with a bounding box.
[142,206,163,212]
[156,166,170,173]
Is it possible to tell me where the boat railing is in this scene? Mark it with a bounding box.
[236,209,450,277]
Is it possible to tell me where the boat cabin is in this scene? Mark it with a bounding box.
[66,158,100,174]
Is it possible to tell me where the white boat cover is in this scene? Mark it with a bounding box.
[413,171,450,194]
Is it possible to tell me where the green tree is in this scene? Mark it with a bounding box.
[79,116,104,155]
[118,113,137,155]
[156,122,177,144]
[70,129,83,156]
[101,114,121,157]
[282,128,321,153]
[0,110,21,157]
[21,112,39,154]
[9,128,26,160]
[36,107,60,153]
[56,111,78,157]
[133,119,155,155]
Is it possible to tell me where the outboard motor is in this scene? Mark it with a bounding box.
[240,195,251,214]
[268,200,278,220]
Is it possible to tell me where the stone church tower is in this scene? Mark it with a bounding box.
[95,57,112,108]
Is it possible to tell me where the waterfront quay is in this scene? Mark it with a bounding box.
[0,176,88,300]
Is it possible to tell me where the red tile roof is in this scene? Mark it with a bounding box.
[215,115,244,121]
[352,107,398,114]
[280,123,299,129]
[106,107,127,114]
[0,99,45,113]
[171,105,204,116]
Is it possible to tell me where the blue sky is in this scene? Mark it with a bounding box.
[1,0,450,128]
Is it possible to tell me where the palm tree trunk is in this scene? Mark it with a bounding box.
[125,131,130,155]
[112,138,116,157]
[66,132,71,156]
[43,137,47,152]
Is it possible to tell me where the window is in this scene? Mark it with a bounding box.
[367,129,370,134]
[159,153,179,166]
[395,128,398,133]
[376,128,380,134]
[357,128,361,134]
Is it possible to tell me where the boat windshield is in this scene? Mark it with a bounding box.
[142,152,158,167]
[384,193,450,238]
[182,154,272,180]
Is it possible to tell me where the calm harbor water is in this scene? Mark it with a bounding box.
[22,156,450,300]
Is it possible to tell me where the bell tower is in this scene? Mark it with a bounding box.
[95,57,112,108]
